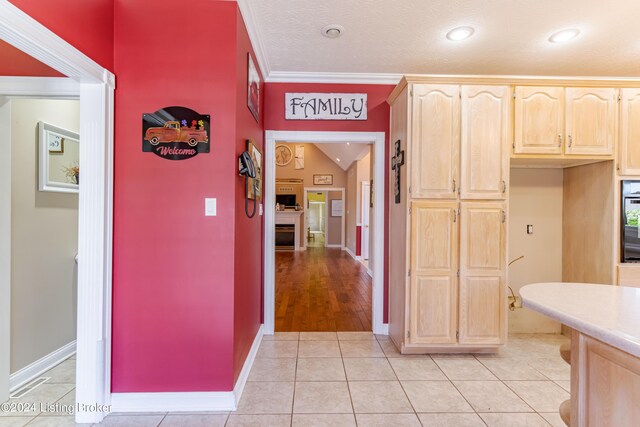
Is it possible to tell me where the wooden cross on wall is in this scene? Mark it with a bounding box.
[391,139,404,204]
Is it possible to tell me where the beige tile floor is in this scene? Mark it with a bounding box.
[0,333,571,426]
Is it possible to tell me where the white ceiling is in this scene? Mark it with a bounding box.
[313,143,370,171]
[244,0,640,78]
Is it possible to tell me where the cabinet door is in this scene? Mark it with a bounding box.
[460,86,510,200]
[409,201,458,345]
[565,87,617,156]
[514,86,564,155]
[620,88,640,175]
[411,84,460,198]
[458,202,506,345]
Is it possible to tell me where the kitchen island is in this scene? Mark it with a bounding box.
[521,282,640,427]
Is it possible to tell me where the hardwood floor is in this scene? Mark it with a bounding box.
[275,247,372,332]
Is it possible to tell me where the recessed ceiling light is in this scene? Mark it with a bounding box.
[336,158,341,162]
[321,24,344,39]
[346,142,350,145]
[446,26,475,41]
[549,28,580,43]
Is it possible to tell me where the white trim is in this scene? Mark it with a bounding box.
[265,131,386,335]
[111,325,264,413]
[367,268,373,278]
[0,77,80,98]
[266,71,402,85]
[345,247,361,261]
[111,392,236,413]
[236,0,271,79]
[9,341,76,392]
[379,324,389,335]
[232,325,264,405]
[0,97,10,404]
[326,244,343,248]
[0,3,115,424]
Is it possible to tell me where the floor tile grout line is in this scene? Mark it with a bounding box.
[338,344,357,425]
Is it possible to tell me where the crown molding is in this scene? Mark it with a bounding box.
[237,0,271,78]
[266,71,402,85]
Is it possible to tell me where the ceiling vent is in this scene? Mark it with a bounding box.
[321,25,345,39]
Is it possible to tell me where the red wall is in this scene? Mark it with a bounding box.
[233,11,264,383]
[0,40,62,77]
[112,0,255,392]
[264,83,394,321]
[8,0,114,70]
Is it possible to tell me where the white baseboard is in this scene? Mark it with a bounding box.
[345,247,362,261]
[233,324,263,406]
[10,340,76,392]
[110,325,264,413]
[379,323,389,335]
[326,244,342,248]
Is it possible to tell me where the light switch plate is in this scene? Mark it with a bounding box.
[205,198,217,216]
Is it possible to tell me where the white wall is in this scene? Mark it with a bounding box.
[508,169,563,333]
[10,99,79,372]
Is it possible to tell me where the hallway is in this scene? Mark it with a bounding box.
[275,247,372,332]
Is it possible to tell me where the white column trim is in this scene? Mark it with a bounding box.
[0,3,115,424]
[265,131,386,334]
[0,97,11,404]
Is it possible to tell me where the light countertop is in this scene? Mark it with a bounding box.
[521,282,640,358]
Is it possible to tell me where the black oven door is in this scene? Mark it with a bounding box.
[623,196,640,262]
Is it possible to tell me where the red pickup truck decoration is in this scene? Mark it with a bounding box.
[143,106,210,160]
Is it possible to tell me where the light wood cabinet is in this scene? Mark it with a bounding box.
[458,202,507,345]
[512,86,618,160]
[410,85,460,198]
[409,201,458,344]
[514,86,564,155]
[460,86,510,200]
[620,88,640,175]
[565,87,617,156]
[388,79,509,354]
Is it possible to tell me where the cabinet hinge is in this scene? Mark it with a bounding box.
[407,330,411,338]
[409,207,412,215]
[618,94,622,102]
[513,92,517,99]
[409,185,412,194]
[456,331,459,339]
[410,88,413,97]
[512,141,515,150]
[457,270,460,277]
[408,269,411,277]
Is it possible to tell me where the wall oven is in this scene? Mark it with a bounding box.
[275,224,295,250]
[622,180,640,262]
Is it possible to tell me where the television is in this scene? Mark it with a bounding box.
[276,194,296,207]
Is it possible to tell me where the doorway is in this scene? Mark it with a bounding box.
[0,3,114,423]
[264,131,386,335]
[305,190,326,247]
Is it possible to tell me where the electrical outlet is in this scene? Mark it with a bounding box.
[508,295,523,309]
[526,224,533,235]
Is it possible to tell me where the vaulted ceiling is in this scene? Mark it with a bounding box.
[243,0,640,80]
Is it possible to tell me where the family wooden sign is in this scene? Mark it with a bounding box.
[285,93,367,120]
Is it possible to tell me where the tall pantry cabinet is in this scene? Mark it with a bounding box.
[389,82,509,353]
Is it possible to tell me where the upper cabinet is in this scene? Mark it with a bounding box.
[565,88,617,156]
[411,84,460,198]
[460,86,510,200]
[620,88,640,175]
[514,86,564,155]
[513,86,617,158]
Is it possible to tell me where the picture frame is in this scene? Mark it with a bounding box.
[247,53,260,123]
[313,174,333,185]
[247,139,262,200]
[331,199,344,217]
[38,121,79,194]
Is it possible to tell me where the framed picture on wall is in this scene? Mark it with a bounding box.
[313,174,333,185]
[247,139,262,200]
[247,53,260,123]
[38,121,80,194]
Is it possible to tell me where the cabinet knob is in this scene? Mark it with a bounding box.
[568,135,573,147]
[558,134,562,147]
[452,179,457,193]
[501,180,507,194]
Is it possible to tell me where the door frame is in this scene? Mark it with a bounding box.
[361,180,371,260]
[0,3,115,424]
[265,131,386,334]
[303,187,345,249]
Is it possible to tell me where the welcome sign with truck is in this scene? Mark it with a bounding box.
[142,107,210,160]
